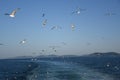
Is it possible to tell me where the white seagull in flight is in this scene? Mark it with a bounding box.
[71,24,75,31]
[19,39,26,44]
[5,8,20,18]
[72,7,86,15]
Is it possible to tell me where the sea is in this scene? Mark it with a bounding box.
[0,55,120,80]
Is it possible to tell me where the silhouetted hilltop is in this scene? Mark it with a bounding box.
[87,52,120,57]
[8,52,120,59]
[10,56,33,59]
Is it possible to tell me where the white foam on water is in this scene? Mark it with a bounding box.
[27,61,115,80]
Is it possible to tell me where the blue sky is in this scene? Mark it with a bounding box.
[0,0,120,58]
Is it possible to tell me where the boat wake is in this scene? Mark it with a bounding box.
[27,60,114,80]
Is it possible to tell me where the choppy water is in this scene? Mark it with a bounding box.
[27,60,114,80]
[0,59,38,80]
[0,56,120,80]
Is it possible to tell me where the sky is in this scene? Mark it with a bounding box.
[0,0,120,58]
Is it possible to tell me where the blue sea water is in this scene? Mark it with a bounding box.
[0,59,38,80]
[0,56,120,80]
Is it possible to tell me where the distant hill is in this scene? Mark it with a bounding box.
[36,54,58,58]
[87,52,120,57]
[9,52,120,59]
[11,56,33,59]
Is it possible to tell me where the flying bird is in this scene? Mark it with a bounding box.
[105,12,116,16]
[105,9,116,16]
[51,26,62,30]
[42,19,47,26]
[71,24,75,31]
[19,39,26,44]
[42,49,45,52]
[53,49,57,52]
[49,45,60,53]
[5,8,20,18]
[40,49,46,54]
[61,42,67,45]
[42,13,45,17]
[72,7,86,15]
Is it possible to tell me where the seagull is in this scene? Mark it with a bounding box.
[49,45,60,52]
[42,49,45,52]
[72,7,86,15]
[105,12,116,16]
[19,39,26,44]
[53,49,57,52]
[105,9,116,16]
[5,8,20,18]
[71,24,75,31]
[51,26,62,30]
[42,19,47,26]
[49,46,57,52]
[42,13,45,17]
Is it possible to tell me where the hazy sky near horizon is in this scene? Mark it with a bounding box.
[0,0,120,58]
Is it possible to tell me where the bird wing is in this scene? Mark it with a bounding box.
[11,8,20,15]
[42,19,47,26]
[19,41,22,44]
[42,13,45,17]
[51,26,56,30]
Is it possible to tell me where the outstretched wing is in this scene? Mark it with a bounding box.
[42,19,47,26]
[11,8,20,15]
[51,26,56,30]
